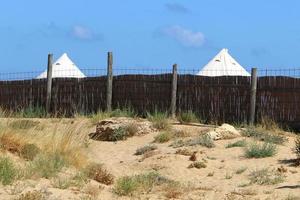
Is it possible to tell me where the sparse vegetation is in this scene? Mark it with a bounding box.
[147,111,170,130]
[28,153,66,179]
[16,190,44,200]
[135,145,157,155]
[175,148,193,156]
[242,127,287,145]
[249,168,284,185]
[113,172,172,196]
[187,134,215,148]
[0,157,17,185]
[17,106,47,118]
[244,142,277,158]
[226,140,247,148]
[9,120,40,130]
[177,111,198,124]
[84,163,114,185]
[90,108,136,125]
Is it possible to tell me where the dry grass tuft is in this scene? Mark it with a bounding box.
[175,148,194,156]
[16,190,44,200]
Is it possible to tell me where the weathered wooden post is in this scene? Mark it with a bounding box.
[46,53,53,114]
[106,52,113,112]
[170,64,178,118]
[249,68,257,125]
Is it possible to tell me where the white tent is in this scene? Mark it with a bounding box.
[197,49,250,77]
[36,53,86,79]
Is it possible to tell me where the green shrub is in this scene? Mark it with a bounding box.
[113,172,170,196]
[153,132,172,143]
[147,111,170,130]
[9,120,40,130]
[29,153,66,178]
[135,145,157,155]
[110,127,129,141]
[249,168,284,185]
[187,134,215,148]
[90,111,110,125]
[244,142,277,158]
[226,140,247,148]
[242,128,287,145]
[84,163,114,185]
[20,144,40,161]
[110,107,136,118]
[0,157,17,185]
[18,106,46,118]
[177,111,198,124]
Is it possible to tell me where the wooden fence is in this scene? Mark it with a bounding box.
[1,53,300,129]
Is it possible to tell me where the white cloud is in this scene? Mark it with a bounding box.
[165,3,189,13]
[163,25,205,47]
[71,25,102,41]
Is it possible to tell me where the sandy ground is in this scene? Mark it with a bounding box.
[0,118,299,200]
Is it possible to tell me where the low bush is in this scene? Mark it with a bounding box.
[20,144,40,161]
[124,123,139,136]
[249,168,284,185]
[177,111,198,124]
[244,142,277,158]
[84,163,114,185]
[147,111,170,130]
[175,148,193,156]
[226,140,247,148]
[153,132,173,143]
[0,157,17,185]
[135,145,157,156]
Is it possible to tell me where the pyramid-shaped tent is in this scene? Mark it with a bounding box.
[197,49,250,77]
[36,53,86,79]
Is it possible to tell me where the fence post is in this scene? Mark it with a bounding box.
[46,53,53,114]
[249,68,257,125]
[106,52,113,112]
[170,64,178,118]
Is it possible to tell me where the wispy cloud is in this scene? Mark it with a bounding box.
[165,3,189,14]
[70,25,102,41]
[162,25,205,47]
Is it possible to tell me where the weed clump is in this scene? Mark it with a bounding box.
[188,161,207,169]
[147,111,170,130]
[20,144,40,161]
[135,145,157,156]
[84,163,114,185]
[244,142,277,158]
[153,132,173,143]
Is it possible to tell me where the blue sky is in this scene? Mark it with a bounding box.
[1,0,300,73]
